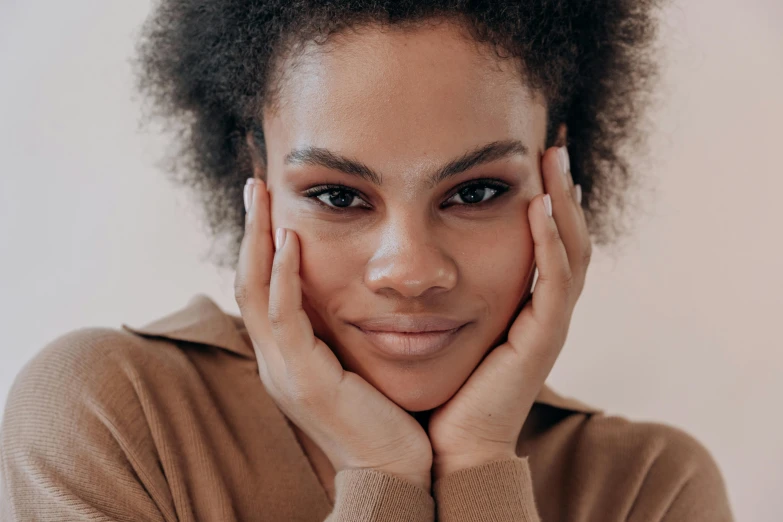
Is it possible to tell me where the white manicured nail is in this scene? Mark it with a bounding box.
[244,178,256,213]
[558,146,570,175]
[275,228,287,250]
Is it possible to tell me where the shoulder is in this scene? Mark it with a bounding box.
[590,413,732,519]
[566,409,732,519]
[532,389,719,474]
[0,328,184,519]
[531,395,722,479]
[526,400,733,520]
[1,326,200,479]
[2,326,193,444]
[13,326,191,386]
[581,413,720,475]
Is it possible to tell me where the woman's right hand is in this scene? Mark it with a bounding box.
[234,178,433,492]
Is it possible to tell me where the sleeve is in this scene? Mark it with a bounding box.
[433,457,540,522]
[325,468,435,522]
[0,328,172,522]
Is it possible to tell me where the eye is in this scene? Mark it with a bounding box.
[303,184,370,210]
[444,180,510,207]
[303,180,510,212]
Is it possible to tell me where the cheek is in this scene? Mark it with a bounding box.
[457,217,535,323]
[271,195,359,310]
[297,228,365,335]
[272,193,372,340]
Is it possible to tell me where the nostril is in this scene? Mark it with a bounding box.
[364,252,458,298]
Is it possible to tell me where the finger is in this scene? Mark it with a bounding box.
[267,228,318,368]
[563,148,591,256]
[234,178,280,366]
[544,146,590,294]
[527,193,573,326]
[557,145,577,199]
[571,182,592,284]
[572,182,592,271]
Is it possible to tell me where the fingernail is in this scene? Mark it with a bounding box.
[575,184,582,205]
[543,194,553,218]
[558,146,570,176]
[244,178,256,213]
[275,228,287,250]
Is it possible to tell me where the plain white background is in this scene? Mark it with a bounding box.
[1,1,781,520]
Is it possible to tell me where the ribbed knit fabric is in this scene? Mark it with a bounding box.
[434,457,539,522]
[327,469,434,521]
[0,294,734,521]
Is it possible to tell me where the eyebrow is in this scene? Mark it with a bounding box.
[283,139,529,187]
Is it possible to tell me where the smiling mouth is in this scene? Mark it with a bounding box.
[352,324,467,359]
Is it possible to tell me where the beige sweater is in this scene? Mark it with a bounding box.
[0,294,733,521]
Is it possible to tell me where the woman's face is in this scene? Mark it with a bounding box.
[258,21,554,412]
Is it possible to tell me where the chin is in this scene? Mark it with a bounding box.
[362,364,467,412]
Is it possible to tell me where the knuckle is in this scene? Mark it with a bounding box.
[234,280,251,310]
[581,246,593,267]
[561,269,575,294]
[268,303,285,330]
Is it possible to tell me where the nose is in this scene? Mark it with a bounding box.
[364,216,458,298]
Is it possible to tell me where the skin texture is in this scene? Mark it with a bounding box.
[257,22,552,412]
[236,20,591,500]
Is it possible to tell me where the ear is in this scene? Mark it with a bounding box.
[554,123,568,148]
[245,131,267,180]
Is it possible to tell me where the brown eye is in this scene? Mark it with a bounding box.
[444,181,509,207]
[319,189,357,208]
[303,184,370,210]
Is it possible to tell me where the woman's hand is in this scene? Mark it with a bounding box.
[234,178,433,492]
[427,145,592,480]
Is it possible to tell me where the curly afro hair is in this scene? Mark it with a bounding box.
[134,0,664,270]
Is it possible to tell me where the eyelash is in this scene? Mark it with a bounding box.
[302,179,511,212]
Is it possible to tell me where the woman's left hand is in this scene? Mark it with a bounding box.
[428,145,592,480]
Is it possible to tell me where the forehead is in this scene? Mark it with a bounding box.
[263,21,547,175]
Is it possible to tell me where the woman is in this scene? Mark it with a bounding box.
[0,1,733,520]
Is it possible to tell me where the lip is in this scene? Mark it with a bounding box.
[351,318,468,359]
[352,315,467,333]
